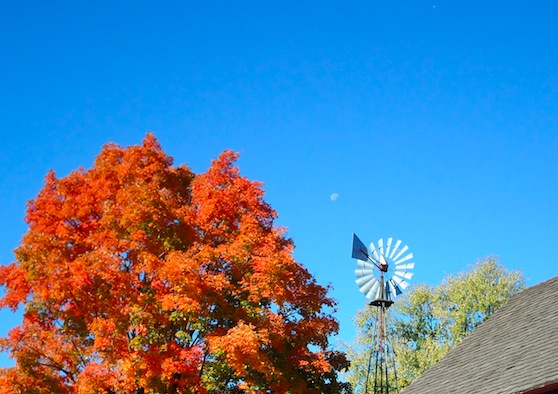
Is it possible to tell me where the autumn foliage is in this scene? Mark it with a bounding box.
[0,135,348,393]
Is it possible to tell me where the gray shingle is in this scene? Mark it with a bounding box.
[400,276,558,394]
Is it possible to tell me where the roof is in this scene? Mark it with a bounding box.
[400,276,558,394]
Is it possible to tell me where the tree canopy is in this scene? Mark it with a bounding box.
[0,134,348,393]
[346,257,525,393]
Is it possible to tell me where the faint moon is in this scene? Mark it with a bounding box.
[330,193,339,201]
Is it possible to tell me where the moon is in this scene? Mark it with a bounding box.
[330,193,339,201]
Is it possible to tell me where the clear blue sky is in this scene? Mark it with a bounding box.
[1,2,557,367]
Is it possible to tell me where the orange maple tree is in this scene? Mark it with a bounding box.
[0,135,349,393]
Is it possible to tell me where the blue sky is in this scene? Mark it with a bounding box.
[1,2,558,367]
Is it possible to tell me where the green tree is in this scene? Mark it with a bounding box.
[346,257,525,392]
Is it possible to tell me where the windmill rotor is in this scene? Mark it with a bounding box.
[352,233,415,302]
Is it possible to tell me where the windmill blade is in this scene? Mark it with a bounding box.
[366,280,381,299]
[385,237,393,259]
[394,252,413,265]
[355,270,374,279]
[395,262,415,270]
[369,241,380,260]
[355,272,375,286]
[387,279,394,295]
[359,277,378,294]
[378,238,384,256]
[392,245,409,261]
[357,260,376,270]
[351,233,370,261]
[394,270,414,280]
[389,239,402,259]
[359,277,379,295]
[355,269,374,279]
[391,275,410,290]
[388,279,403,297]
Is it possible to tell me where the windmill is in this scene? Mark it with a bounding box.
[351,233,415,394]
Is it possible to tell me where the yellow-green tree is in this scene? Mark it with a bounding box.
[347,257,525,392]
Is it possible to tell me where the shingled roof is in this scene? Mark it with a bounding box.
[400,276,558,394]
